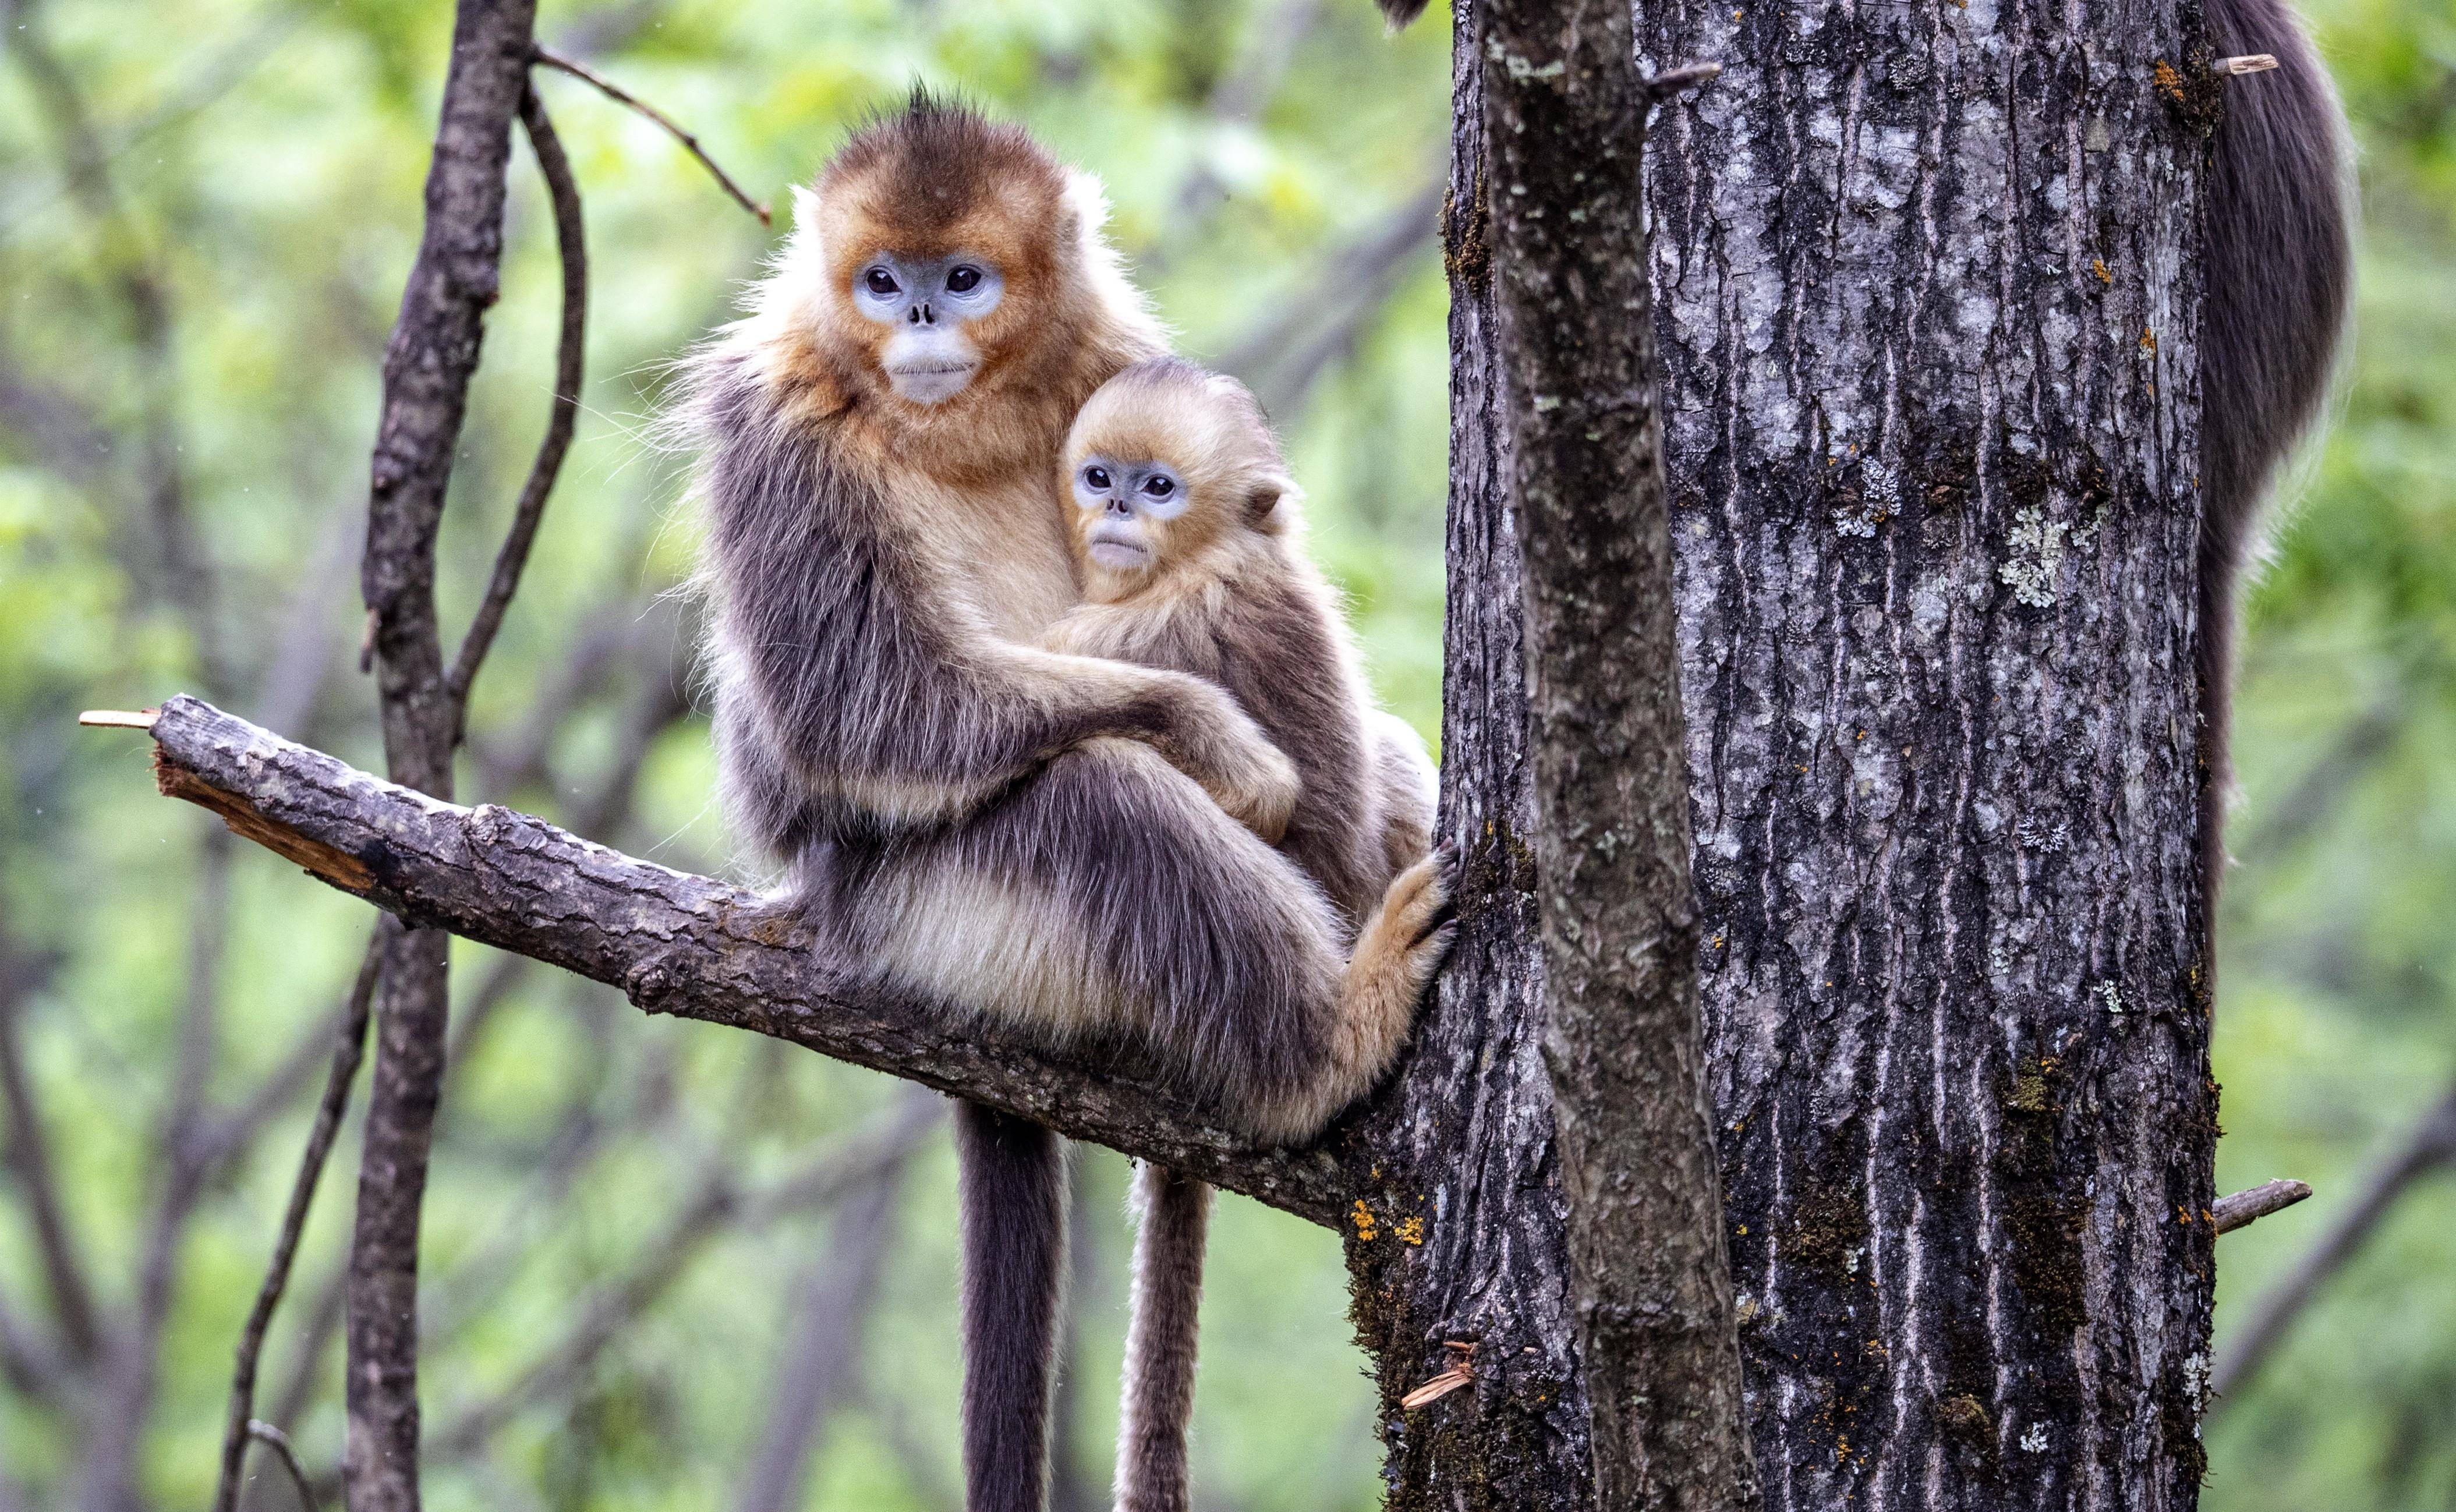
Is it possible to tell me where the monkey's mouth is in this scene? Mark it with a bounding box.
[1085,524,1149,570]
[883,359,981,403]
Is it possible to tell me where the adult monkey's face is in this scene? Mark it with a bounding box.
[805,95,1080,413]
[848,252,1006,405]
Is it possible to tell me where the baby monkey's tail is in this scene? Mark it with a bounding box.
[1114,1163,1213,1512]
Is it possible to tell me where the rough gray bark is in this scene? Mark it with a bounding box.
[1634,0,2218,1502]
[351,1,538,1507]
[1319,8,1591,1507]
[1479,0,1756,1503]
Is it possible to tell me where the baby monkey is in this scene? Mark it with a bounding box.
[1047,359,1438,920]
[1043,359,1442,1512]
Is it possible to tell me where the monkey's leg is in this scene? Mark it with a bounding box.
[1114,1164,1211,1512]
[956,1103,1069,1512]
[851,741,1354,1135]
[1255,848,1457,1142]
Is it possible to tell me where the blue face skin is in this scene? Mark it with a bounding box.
[849,253,1007,404]
[1073,456,1190,571]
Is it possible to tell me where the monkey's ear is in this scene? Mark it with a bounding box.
[790,184,825,236]
[1246,474,1300,530]
[1060,169,1114,239]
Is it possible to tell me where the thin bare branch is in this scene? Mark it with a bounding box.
[0,945,100,1363]
[734,1151,910,1512]
[532,46,771,225]
[244,1420,321,1512]
[264,1265,348,1442]
[5,0,226,684]
[211,925,387,1512]
[1216,179,1442,416]
[350,5,541,1505]
[412,1096,937,1474]
[1158,0,1326,238]
[446,88,591,744]
[0,1281,62,1396]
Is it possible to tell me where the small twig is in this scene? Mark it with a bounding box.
[2211,1177,2312,1234]
[1643,62,1724,100]
[209,922,388,1512]
[446,87,590,745]
[2212,54,2279,76]
[1399,1341,1478,1409]
[78,708,160,729]
[531,45,770,225]
[244,1419,322,1512]
[2212,1081,2456,1404]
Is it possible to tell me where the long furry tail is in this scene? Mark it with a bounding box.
[2197,0,2354,940]
[957,1102,1070,1512]
[1113,1164,1212,1512]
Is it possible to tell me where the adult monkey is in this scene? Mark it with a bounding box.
[681,96,1454,1512]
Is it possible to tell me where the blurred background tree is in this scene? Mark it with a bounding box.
[0,0,2443,1509]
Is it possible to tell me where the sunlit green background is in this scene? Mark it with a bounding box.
[0,0,2445,1507]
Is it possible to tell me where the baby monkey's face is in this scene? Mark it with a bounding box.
[1070,452,1198,574]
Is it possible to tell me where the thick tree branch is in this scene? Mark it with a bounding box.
[105,696,1358,1226]
[1478,0,1756,1502]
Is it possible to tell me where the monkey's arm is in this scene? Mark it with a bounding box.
[974,640,1299,842]
[1035,604,1300,839]
[709,507,1294,841]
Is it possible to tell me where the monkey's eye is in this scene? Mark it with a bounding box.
[1141,475,1176,500]
[1082,465,1112,491]
[947,264,983,294]
[864,267,900,297]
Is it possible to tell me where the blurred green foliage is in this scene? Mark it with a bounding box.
[0,0,2446,1507]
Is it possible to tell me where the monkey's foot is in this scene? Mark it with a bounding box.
[1252,847,1457,1144]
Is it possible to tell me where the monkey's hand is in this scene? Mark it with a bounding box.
[971,645,1299,842]
[1205,712,1300,847]
[1160,677,1300,845]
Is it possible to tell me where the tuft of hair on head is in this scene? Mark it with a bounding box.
[819,85,1068,232]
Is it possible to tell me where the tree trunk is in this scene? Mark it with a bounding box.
[1331,5,1592,1504]
[1478,0,1757,1506]
[1634,0,2219,1503]
[349,1,538,1507]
